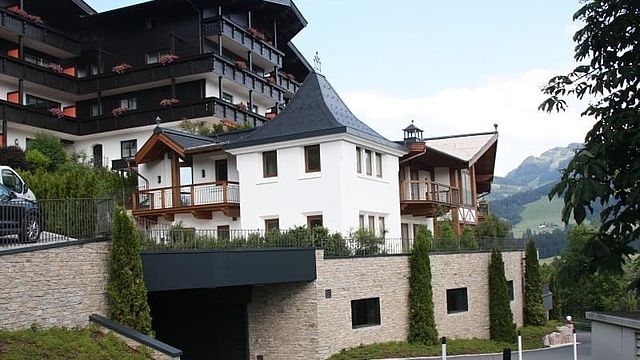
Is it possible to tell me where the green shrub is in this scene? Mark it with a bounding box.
[408,225,438,345]
[108,207,152,334]
[352,228,385,255]
[25,148,51,172]
[524,240,547,326]
[460,227,479,249]
[25,132,66,172]
[433,220,458,250]
[489,248,516,342]
[0,145,28,170]
[475,214,511,238]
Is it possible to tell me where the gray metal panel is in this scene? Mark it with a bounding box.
[141,248,317,291]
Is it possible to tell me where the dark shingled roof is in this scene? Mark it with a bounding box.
[154,126,258,153]
[225,73,406,152]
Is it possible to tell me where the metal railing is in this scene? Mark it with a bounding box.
[0,198,114,249]
[400,180,460,206]
[133,181,239,211]
[137,224,526,258]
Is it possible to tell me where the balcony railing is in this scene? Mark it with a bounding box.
[203,16,283,67]
[132,181,239,213]
[0,55,79,93]
[212,55,284,102]
[0,100,79,134]
[400,180,460,205]
[277,71,301,94]
[0,9,83,55]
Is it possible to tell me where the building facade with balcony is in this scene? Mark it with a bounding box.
[0,0,309,169]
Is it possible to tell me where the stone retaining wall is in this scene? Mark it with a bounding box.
[0,242,110,330]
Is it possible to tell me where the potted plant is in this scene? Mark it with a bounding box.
[47,63,64,74]
[112,106,129,117]
[111,63,133,74]
[159,98,180,107]
[48,108,64,119]
[7,6,43,24]
[246,27,266,41]
[159,54,179,66]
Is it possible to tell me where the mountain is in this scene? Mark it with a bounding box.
[488,143,581,201]
[488,143,584,237]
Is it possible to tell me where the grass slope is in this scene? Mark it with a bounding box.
[0,326,153,360]
[511,196,586,237]
[327,322,560,360]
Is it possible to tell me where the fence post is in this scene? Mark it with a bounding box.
[573,327,578,360]
[441,336,446,360]
[517,330,522,360]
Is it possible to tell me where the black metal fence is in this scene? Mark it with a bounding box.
[0,198,114,249]
[137,223,526,258]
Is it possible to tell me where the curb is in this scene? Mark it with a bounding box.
[381,342,578,360]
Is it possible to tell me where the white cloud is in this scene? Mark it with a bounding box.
[342,69,595,176]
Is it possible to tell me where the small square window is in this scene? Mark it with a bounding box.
[120,98,137,110]
[307,215,323,229]
[121,139,137,158]
[507,280,514,301]
[217,225,230,240]
[305,145,321,173]
[351,297,380,328]
[265,218,279,231]
[447,287,468,314]
[263,151,277,178]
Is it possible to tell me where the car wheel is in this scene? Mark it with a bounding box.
[20,214,40,243]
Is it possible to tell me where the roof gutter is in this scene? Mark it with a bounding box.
[399,145,427,164]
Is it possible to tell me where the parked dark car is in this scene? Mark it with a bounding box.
[0,184,41,243]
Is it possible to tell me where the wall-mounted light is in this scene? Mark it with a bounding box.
[14,139,18,146]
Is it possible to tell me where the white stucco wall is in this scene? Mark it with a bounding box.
[233,137,403,237]
[434,167,450,185]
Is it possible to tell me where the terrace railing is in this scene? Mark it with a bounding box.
[0,198,114,249]
[133,181,239,211]
[137,224,526,258]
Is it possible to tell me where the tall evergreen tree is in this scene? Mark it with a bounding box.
[489,248,516,342]
[408,225,438,345]
[524,240,547,326]
[549,272,562,321]
[107,207,152,334]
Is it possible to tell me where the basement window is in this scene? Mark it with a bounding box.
[447,287,468,314]
[351,297,380,328]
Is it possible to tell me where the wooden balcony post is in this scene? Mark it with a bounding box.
[131,192,137,210]
[190,184,195,206]
[160,190,165,209]
[223,181,228,203]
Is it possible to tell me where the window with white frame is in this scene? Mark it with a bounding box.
[355,146,383,177]
[359,212,387,236]
[120,97,137,110]
[146,48,169,64]
[461,170,473,206]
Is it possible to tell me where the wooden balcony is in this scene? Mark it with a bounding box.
[132,181,240,220]
[400,180,460,217]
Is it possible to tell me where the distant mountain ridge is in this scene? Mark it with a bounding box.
[488,143,583,237]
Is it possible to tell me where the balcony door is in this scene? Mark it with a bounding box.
[92,144,103,168]
[401,223,410,251]
[215,159,228,182]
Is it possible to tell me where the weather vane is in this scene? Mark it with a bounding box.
[313,51,322,73]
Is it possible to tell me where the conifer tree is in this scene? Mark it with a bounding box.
[107,207,152,334]
[524,240,547,326]
[408,226,438,345]
[489,248,516,342]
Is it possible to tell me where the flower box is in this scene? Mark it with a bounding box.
[47,63,64,74]
[159,54,179,66]
[234,60,248,70]
[112,106,129,117]
[246,27,266,41]
[235,102,247,111]
[48,108,64,119]
[7,6,43,24]
[159,98,180,107]
[111,63,133,74]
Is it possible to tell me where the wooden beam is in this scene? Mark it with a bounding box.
[193,211,212,220]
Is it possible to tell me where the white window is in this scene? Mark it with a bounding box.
[375,152,383,177]
[120,98,137,110]
[461,170,473,206]
[365,150,372,176]
[356,147,362,174]
[146,48,169,64]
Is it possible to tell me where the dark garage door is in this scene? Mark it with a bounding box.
[148,287,250,360]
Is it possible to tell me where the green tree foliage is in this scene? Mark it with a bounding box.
[554,225,638,319]
[18,161,136,200]
[539,0,640,278]
[108,207,152,334]
[25,133,66,172]
[524,241,547,326]
[460,227,479,249]
[549,272,563,321]
[433,220,457,250]
[0,146,28,170]
[408,225,438,345]
[489,248,516,342]
[475,214,511,238]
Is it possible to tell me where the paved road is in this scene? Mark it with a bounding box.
[416,331,591,360]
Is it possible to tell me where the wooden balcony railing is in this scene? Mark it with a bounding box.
[400,180,460,206]
[132,181,240,213]
[202,16,284,67]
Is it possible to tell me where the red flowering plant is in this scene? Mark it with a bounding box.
[159,54,179,66]
[47,63,64,74]
[48,108,64,119]
[286,73,296,81]
[235,102,247,111]
[159,98,180,107]
[111,63,132,74]
[246,27,266,41]
[7,6,43,24]
[112,106,128,117]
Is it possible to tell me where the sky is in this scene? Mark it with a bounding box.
[86,0,593,176]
